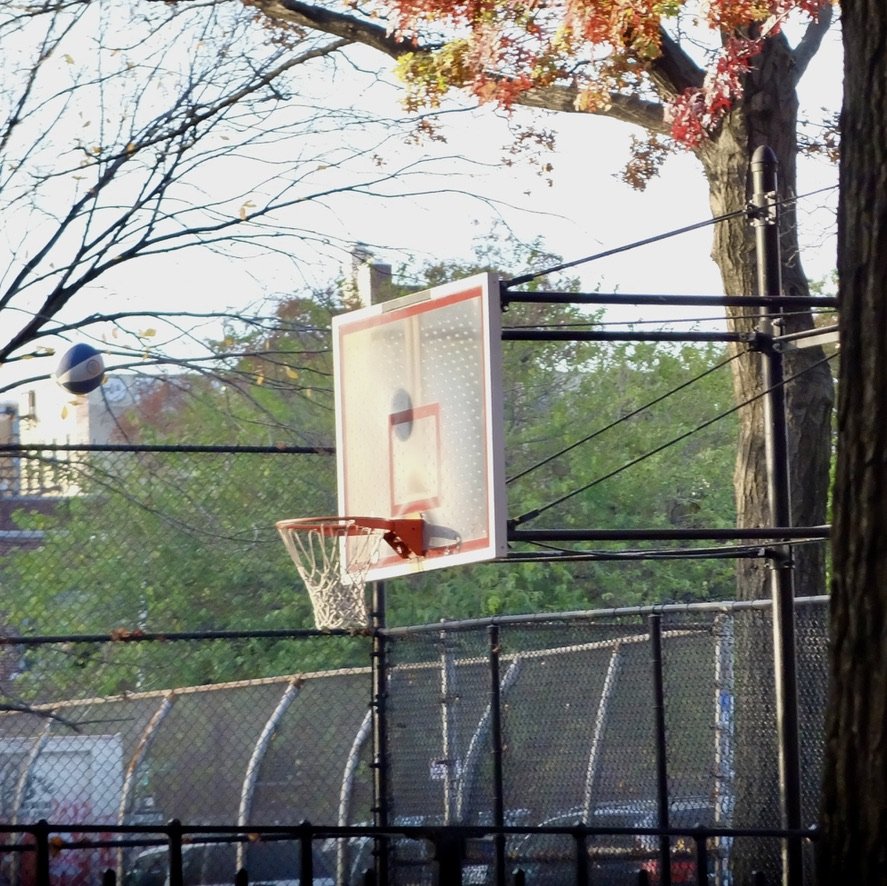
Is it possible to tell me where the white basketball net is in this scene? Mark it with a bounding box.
[276,519,384,630]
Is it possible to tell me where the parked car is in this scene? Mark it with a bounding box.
[124,839,335,886]
[346,817,433,886]
[508,799,718,885]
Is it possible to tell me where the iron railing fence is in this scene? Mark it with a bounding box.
[0,599,829,885]
[0,818,817,886]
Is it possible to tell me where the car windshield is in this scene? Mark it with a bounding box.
[248,841,336,883]
[126,840,334,886]
[126,850,168,886]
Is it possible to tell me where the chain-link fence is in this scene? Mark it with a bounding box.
[0,444,829,884]
[0,601,828,884]
[382,600,827,885]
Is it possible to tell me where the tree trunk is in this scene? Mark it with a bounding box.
[818,1,887,879]
[700,31,834,601]
[698,31,835,883]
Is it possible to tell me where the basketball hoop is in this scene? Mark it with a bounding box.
[276,517,425,630]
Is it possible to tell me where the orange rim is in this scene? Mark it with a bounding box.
[276,516,426,558]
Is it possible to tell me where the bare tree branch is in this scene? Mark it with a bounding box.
[244,0,421,56]
[791,1,834,84]
[0,1,498,367]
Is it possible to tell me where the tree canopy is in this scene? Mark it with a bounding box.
[248,0,836,162]
[388,0,830,147]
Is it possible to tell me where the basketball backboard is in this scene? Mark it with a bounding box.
[333,272,507,581]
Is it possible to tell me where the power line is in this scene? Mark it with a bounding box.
[503,208,750,287]
[504,185,839,288]
[507,351,742,485]
[0,442,334,455]
[511,351,838,526]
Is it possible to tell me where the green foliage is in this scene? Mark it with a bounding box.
[2,230,738,695]
[2,292,351,695]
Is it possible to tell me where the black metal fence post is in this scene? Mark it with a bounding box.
[371,581,390,885]
[694,830,709,885]
[432,831,464,886]
[299,820,313,885]
[649,614,672,886]
[489,624,507,886]
[751,144,803,886]
[167,819,184,886]
[33,820,50,886]
[573,826,589,886]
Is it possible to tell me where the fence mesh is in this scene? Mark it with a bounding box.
[0,608,829,885]
[0,446,829,884]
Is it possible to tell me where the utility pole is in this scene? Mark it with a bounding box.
[751,144,803,886]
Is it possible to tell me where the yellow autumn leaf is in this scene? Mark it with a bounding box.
[255,372,265,386]
[60,405,69,420]
[239,200,256,220]
[139,328,157,338]
[63,54,74,65]
[285,366,299,380]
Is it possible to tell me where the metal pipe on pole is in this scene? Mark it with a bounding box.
[488,625,507,886]
[360,264,392,885]
[750,144,803,886]
[502,329,748,344]
[500,291,837,309]
[649,614,672,886]
[371,581,390,885]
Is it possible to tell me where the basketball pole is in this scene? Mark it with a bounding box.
[751,145,803,886]
[359,259,391,885]
[370,579,390,884]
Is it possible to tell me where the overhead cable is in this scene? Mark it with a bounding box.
[507,350,742,485]
[511,351,838,526]
[504,184,839,288]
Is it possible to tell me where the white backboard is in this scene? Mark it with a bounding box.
[333,272,506,581]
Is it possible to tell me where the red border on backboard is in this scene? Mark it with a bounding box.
[388,402,441,516]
